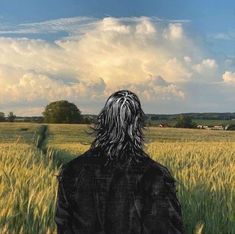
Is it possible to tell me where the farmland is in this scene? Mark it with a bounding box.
[149,118,235,128]
[0,123,235,233]
[0,123,40,144]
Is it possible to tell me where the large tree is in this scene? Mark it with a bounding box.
[42,100,82,123]
[0,112,5,122]
[175,114,197,128]
[7,112,16,122]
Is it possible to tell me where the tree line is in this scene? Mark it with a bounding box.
[0,112,16,122]
[0,100,93,124]
[150,112,235,121]
[0,99,203,128]
[2,100,230,129]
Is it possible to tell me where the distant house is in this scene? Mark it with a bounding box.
[159,123,169,128]
[211,125,224,130]
[197,125,209,129]
[197,125,203,129]
[14,116,44,123]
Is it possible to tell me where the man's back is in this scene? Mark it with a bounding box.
[55,147,184,234]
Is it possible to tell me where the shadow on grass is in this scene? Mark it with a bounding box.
[52,148,77,165]
[34,124,81,166]
[34,125,48,149]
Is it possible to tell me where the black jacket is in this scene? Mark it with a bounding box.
[54,147,185,234]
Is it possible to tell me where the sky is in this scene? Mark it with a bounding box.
[0,0,234,116]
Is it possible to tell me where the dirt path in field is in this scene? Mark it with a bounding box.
[36,125,48,150]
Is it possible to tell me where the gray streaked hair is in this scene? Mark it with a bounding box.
[90,90,149,164]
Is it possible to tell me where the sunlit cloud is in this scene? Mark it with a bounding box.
[194,59,218,73]
[223,71,235,84]
[0,16,233,115]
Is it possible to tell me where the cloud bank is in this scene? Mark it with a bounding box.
[0,17,234,115]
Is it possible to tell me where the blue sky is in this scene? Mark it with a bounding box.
[0,0,234,115]
[1,0,234,33]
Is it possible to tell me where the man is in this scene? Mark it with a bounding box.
[55,90,185,234]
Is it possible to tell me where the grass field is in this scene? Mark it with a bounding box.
[0,142,59,234]
[47,123,235,145]
[0,123,235,233]
[0,123,40,144]
[149,119,235,127]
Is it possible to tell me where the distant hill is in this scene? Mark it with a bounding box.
[147,112,235,121]
[146,112,235,127]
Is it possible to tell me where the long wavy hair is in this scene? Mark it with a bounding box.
[90,90,149,164]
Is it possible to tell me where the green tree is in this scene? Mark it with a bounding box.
[42,100,82,123]
[0,112,5,122]
[7,112,16,122]
[175,114,197,128]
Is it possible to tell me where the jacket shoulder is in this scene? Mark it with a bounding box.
[141,157,174,177]
[58,147,100,178]
[138,157,176,194]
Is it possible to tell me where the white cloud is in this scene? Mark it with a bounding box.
[163,23,184,40]
[0,16,191,36]
[98,17,131,34]
[162,58,192,82]
[184,56,192,63]
[194,59,218,73]
[1,71,106,103]
[201,59,217,69]
[136,18,156,35]
[222,71,235,84]
[104,75,185,102]
[0,16,230,115]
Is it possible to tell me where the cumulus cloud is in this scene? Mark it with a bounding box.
[184,56,192,63]
[0,16,229,115]
[163,23,184,40]
[222,71,235,84]
[162,58,192,82]
[194,59,218,74]
[106,75,185,102]
[135,18,156,35]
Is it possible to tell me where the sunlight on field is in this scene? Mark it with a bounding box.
[0,143,59,234]
[49,143,90,155]
[47,124,93,145]
[147,141,235,233]
[0,123,235,233]
[146,126,235,142]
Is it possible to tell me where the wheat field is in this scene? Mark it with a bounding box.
[0,143,59,234]
[0,123,234,233]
